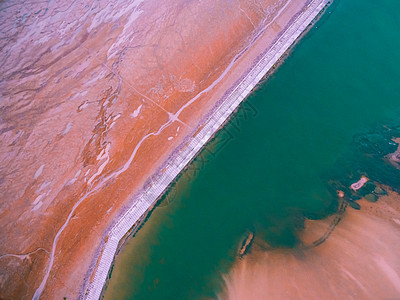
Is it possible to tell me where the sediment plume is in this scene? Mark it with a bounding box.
[221,191,400,299]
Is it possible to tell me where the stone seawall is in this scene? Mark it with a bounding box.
[83,0,330,298]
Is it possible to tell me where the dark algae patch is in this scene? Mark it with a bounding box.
[326,124,400,210]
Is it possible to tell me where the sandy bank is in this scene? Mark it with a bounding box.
[221,191,400,299]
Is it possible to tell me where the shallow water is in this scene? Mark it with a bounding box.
[104,0,400,299]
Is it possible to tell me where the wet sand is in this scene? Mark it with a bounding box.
[221,191,400,299]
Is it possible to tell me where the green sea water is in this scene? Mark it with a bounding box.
[104,0,400,299]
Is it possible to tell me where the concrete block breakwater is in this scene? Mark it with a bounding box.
[83,0,330,298]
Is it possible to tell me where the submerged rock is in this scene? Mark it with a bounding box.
[364,193,378,202]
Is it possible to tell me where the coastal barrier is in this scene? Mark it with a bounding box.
[83,0,330,298]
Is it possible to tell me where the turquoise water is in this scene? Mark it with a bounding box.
[104,0,400,299]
